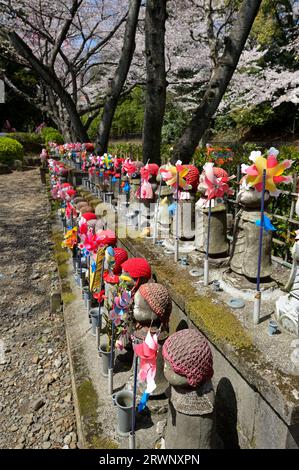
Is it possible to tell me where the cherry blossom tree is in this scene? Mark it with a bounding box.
[0,0,129,140]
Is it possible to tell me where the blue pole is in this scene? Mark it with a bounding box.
[254,169,267,325]
[256,169,267,292]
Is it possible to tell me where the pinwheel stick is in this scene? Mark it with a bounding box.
[204,199,212,287]
[108,321,115,394]
[129,352,139,449]
[96,260,105,350]
[253,169,267,325]
[153,176,162,244]
[175,171,180,263]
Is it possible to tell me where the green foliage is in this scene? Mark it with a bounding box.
[108,142,143,160]
[231,103,275,129]
[85,86,145,141]
[0,137,24,164]
[8,132,43,153]
[9,132,43,145]
[161,102,189,145]
[40,127,64,145]
[111,86,144,137]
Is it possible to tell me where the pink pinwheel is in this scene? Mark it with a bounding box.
[134,332,159,393]
[202,162,233,201]
[137,164,153,199]
[123,159,137,176]
[65,202,77,219]
[81,232,99,253]
[242,151,293,193]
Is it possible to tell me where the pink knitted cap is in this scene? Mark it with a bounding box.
[139,283,172,325]
[162,329,213,387]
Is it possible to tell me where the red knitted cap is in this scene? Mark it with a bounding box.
[139,283,172,324]
[184,165,199,190]
[213,167,228,178]
[81,212,97,221]
[121,258,151,280]
[97,230,117,247]
[162,329,213,388]
[113,248,128,275]
[147,163,159,176]
[84,142,94,152]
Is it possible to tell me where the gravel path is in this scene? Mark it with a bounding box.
[0,169,77,449]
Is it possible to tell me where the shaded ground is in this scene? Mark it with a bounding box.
[0,169,77,449]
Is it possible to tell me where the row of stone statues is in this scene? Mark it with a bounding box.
[69,190,216,449]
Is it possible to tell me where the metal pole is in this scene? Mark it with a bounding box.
[108,321,114,394]
[174,171,180,263]
[254,169,267,325]
[153,176,162,244]
[130,353,138,449]
[204,199,212,286]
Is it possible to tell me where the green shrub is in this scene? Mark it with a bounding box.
[40,127,64,145]
[9,132,43,153]
[0,137,24,165]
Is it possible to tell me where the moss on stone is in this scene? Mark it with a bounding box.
[88,435,118,449]
[62,292,76,304]
[186,296,252,349]
[77,379,98,418]
[58,262,69,279]
[56,251,69,265]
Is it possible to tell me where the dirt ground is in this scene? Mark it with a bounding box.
[0,169,77,449]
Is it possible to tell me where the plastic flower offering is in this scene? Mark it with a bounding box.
[61,227,77,249]
[202,162,234,201]
[242,148,293,193]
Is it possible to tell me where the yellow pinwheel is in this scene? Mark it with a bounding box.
[160,163,189,189]
[244,154,293,192]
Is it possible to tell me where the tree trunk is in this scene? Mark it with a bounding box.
[95,0,141,154]
[7,32,89,142]
[172,0,262,163]
[142,0,167,165]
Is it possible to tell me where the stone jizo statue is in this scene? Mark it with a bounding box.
[162,329,215,449]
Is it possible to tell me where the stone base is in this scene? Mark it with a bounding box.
[276,296,299,336]
[223,269,277,291]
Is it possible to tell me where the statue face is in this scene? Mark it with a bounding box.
[133,290,158,323]
[237,188,270,208]
[163,359,188,387]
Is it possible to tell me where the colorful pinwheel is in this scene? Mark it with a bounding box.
[242,149,293,193]
[160,163,189,190]
[135,331,159,410]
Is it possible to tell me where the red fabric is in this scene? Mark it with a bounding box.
[96,230,117,247]
[113,248,128,275]
[121,258,151,280]
[147,163,159,177]
[184,165,199,190]
[213,167,228,179]
[84,143,94,152]
[81,212,97,221]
